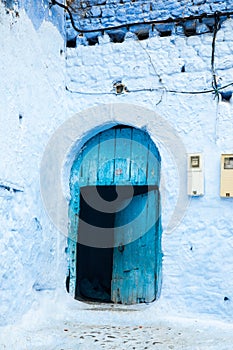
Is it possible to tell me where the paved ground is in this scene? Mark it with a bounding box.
[1,316,233,350]
[26,324,233,350]
[1,296,233,350]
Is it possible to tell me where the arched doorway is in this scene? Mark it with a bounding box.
[67,125,162,304]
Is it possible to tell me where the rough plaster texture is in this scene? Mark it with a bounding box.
[65,20,233,320]
[0,5,67,326]
[66,0,233,43]
[1,2,233,328]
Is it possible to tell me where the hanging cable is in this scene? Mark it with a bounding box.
[55,2,233,99]
[50,0,233,34]
[65,81,233,96]
[211,12,221,100]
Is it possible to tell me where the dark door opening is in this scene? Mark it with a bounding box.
[76,186,115,302]
[68,125,162,304]
[75,185,156,303]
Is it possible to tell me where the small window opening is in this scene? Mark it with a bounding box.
[183,20,197,37]
[159,30,172,37]
[66,37,77,48]
[87,36,99,46]
[107,30,126,43]
[136,30,149,41]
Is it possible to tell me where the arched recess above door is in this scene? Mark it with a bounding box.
[67,124,162,305]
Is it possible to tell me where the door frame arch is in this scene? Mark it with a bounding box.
[67,124,162,304]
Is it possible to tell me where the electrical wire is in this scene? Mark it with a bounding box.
[65,86,113,95]
[211,12,221,99]
[50,0,233,34]
[54,1,233,98]
[66,82,233,96]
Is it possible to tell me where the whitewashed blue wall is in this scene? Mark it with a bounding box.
[0,3,67,326]
[0,1,233,326]
[65,20,233,319]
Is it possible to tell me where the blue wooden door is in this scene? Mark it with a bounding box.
[111,189,160,304]
[68,125,162,304]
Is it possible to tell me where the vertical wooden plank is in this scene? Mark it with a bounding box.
[111,278,123,303]
[73,133,100,187]
[130,129,148,185]
[68,192,80,297]
[129,192,144,302]
[147,142,160,186]
[112,197,126,302]
[155,193,162,296]
[112,198,127,283]
[97,128,115,185]
[114,128,131,184]
[77,148,89,187]
[112,195,127,303]
[141,190,157,302]
[68,160,81,297]
[67,238,77,297]
[135,191,148,302]
[86,134,99,186]
[112,192,148,304]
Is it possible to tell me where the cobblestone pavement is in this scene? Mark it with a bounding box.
[1,319,233,350]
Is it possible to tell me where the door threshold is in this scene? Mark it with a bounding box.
[81,301,151,312]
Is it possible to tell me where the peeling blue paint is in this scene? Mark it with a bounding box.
[68,125,162,304]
